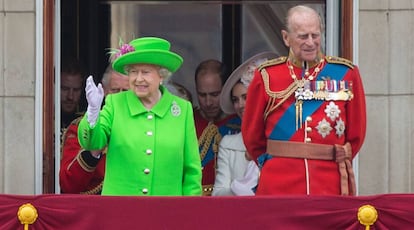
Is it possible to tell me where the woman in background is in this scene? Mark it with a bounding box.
[212,52,278,196]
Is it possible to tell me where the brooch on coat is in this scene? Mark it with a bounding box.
[171,101,181,117]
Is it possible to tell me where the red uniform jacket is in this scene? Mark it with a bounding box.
[242,55,366,195]
[59,116,105,194]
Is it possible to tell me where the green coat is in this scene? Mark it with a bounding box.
[78,86,202,196]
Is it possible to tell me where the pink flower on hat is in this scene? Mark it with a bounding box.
[114,44,135,59]
[107,39,136,61]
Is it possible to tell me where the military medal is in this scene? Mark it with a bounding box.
[289,58,325,130]
[322,79,354,101]
[335,118,345,137]
[302,80,313,100]
[316,118,332,138]
[324,101,340,121]
[294,79,305,130]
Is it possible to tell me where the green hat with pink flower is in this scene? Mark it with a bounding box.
[111,37,183,75]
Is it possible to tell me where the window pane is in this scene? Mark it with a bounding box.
[242,3,326,61]
[110,3,222,103]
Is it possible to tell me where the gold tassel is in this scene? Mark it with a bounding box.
[295,100,303,130]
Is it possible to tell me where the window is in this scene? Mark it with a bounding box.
[48,0,339,193]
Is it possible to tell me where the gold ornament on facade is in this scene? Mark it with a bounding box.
[357,204,378,230]
[17,203,38,230]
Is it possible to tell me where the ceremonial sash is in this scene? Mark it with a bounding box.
[269,63,349,140]
[199,117,241,166]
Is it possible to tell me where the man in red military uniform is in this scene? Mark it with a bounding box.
[193,59,241,195]
[59,65,129,194]
[242,5,366,196]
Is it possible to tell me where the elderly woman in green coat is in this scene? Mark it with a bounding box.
[78,37,202,196]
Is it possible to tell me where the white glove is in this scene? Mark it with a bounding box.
[85,75,104,127]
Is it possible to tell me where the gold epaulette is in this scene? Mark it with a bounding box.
[326,56,354,69]
[258,56,287,71]
[70,114,85,126]
[60,115,85,159]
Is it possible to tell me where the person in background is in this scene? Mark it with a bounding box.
[78,37,202,196]
[242,5,366,196]
[212,52,278,196]
[172,81,193,104]
[60,57,85,135]
[60,64,129,194]
[193,59,241,195]
[164,80,193,103]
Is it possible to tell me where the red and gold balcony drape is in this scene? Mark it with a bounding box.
[1,193,413,229]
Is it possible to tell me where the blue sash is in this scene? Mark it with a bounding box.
[269,63,348,140]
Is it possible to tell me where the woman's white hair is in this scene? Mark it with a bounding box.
[124,64,172,81]
[159,67,172,81]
